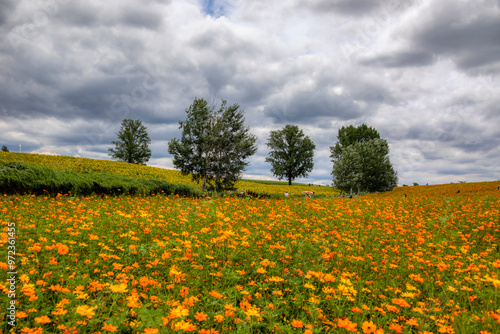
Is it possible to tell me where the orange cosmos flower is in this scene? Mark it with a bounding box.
[405,318,419,327]
[170,305,189,319]
[16,311,28,319]
[183,295,199,307]
[391,298,411,308]
[194,312,208,322]
[127,293,141,308]
[209,290,224,299]
[62,327,78,334]
[362,321,377,333]
[172,320,197,332]
[143,328,159,334]
[76,305,96,318]
[56,243,69,255]
[256,267,267,274]
[102,323,118,332]
[180,286,189,298]
[214,314,225,322]
[31,243,42,252]
[291,319,304,328]
[388,324,403,333]
[34,315,51,324]
[338,318,357,332]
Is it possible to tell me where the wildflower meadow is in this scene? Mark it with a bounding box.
[1,154,499,333]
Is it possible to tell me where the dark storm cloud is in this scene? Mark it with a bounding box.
[305,0,382,15]
[413,9,500,73]
[119,7,164,30]
[298,0,417,16]
[53,1,164,29]
[199,62,235,96]
[360,51,435,68]
[0,0,17,26]
[54,2,100,27]
[264,92,363,124]
[60,77,139,119]
[363,0,500,73]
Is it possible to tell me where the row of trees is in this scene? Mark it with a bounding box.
[109,98,397,194]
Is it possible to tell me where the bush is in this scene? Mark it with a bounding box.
[0,162,200,197]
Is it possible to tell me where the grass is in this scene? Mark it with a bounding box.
[0,161,200,197]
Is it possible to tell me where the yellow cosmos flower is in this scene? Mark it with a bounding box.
[76,305,96,318]
[109,283,128,293]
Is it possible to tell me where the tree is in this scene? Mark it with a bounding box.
[1,145,9,152]
[330,124,381,162]
[330,143,363,193]
[168,98,257,193]
[108,119,152,165]
[331,125,397,193]
[265,125,316,185]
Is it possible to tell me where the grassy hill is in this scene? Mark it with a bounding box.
[0,152,339,197]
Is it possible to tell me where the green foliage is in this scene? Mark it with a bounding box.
[168,98,257,193]
[1,145,8,152]
[265,125,316,185]
[330,124,380,162]
[108,119,152,165]
[331,124,397,193]
[0,162,200,197]
[241,179,307,186]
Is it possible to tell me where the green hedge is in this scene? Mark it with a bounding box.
[0,162,200,197]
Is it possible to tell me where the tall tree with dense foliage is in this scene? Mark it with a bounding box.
[265,125,316,185]
[330,124,381,162]
[1,145,9,152]
[108,119,152,165]
[168,98,257,193]
[331,124,397,193]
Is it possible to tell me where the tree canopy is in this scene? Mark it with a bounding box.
[265,125,316,185]
[330,124,381,162]
[331,124,397,193]
[168,98,257,193]
[1,145,9,152]
[108,119,152,165]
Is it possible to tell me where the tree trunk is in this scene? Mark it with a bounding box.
[202,152,209,192]
[202,174,207,192]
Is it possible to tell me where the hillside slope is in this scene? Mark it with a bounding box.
[0,152,339,197]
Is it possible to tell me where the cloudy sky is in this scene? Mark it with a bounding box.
[1,0,499,186]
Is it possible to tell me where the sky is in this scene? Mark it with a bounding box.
[0,0,499,186]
